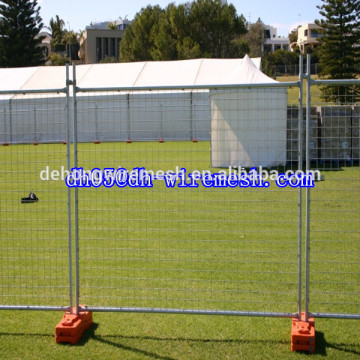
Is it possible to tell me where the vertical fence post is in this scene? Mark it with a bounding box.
[66,64,73,314]
[304,54,311,322]
[56,64,93,344]
[33,108,37,143]
[72,63,80,315]
[3,107,7,142]
[291,54,316,354]
[9,100,12,143]
[297,55,304,319]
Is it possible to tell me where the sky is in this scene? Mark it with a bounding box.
[37,0,323,37]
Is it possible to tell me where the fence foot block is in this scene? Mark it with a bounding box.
[55,306,93,344]
[291,313,315,354]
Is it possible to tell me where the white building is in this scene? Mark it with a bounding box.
[263,26,290,52]
[296,23,322,53]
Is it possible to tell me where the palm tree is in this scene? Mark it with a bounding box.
[107,21,118,30]
[49,15,65,50]
[64,30,78,60]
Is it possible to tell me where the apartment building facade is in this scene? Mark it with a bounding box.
[296,23,322,53]
[263,25,290,52]
[79,19,131,63]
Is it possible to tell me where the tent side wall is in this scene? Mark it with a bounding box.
[210,88,288,168]
[0,100,10,143]
[1,96,67,144]
[129,92,192,141]
[77,91,211,142]
[76,94,128,142]
[191,91,211,140]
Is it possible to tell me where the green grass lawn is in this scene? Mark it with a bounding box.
[0,141,359,359]
[276,75,325,106]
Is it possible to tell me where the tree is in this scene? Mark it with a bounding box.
[49,15,66,51]
[246,19,265,57]
[188,0,247,58]
[228,37,250,58]
[151,6,177,60]
[119,0,247,61]
[99,55,118,63]
[107,21,117,30]
[0,0,45,67]
[288,27,299,44]
[119,5,163,61]
[263,49,299,76]
[316,0,360,102]
[64,30,79,61]
[48,52,67,66]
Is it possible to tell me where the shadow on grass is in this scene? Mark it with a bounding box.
[78,323,175,360]
[78,323,360,359]
[1,325,360,359]
[316,331,360,357]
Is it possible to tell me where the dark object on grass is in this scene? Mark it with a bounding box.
[21,192,39,203]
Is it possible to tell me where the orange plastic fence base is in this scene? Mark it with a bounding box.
[291,313,315,354]
[55,307,93,344]
[126,138,132,143]
[94,140,101,144]
[2,142,9,146]
[159,138,164,143]
[192,138,198,143]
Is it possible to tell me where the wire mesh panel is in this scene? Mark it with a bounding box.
[0,92,69,309]
[75,86,300,315]
[308,83,360,317]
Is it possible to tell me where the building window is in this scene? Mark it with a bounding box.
[96,37,102,62]
[117,24,127,30]
[304,29,308,36]
[104,37,109,57]
[111,38,116,57]
[264,29,270,39]
[311,30,319,38]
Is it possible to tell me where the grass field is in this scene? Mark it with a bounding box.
[0,141,359,359]
[276,75,325,106]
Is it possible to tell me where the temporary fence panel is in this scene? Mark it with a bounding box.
[307,82,360,318]
[74,84,301,317]
[0,90,70,310]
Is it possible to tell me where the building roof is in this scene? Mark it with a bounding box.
[86,18,131,30]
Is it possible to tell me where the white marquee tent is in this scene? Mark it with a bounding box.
[210,55,287,168]
[0,55,287,167]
